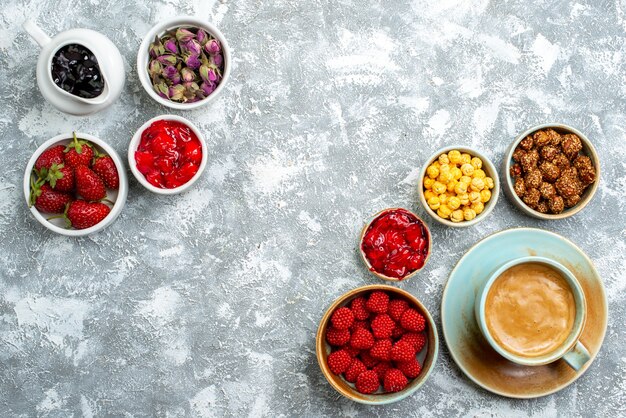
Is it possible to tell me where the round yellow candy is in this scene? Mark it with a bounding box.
[438,172,453,184]
[448,150,462,165]
[432,181,446,194]
[471,157,482,169]
[447,179,458,193]
[458,193,470,206]
[438,193,449,205]
[427,196,441,210]
[469,191,481,203]
[460,153,472,165]
[437,205,452,219]
[438,154,450,165]
[424,190,436,201]
[484,177,495,189]
[448,196,461,210]
[454,181,468,195]
[424,177,435,190]
[451,167,462,180]
[439,164,451,175]
[471,201,485,214]
[460,175,472,184]
[432,161,441,169]
[470,177,485,191]
[463,208,477,221]
[426,165,439,179]
[461,163,475,176]
[450,209,464,223]
[473,168,486,179]
[480,189,491,203]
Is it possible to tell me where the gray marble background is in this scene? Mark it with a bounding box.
[1,0,626,416]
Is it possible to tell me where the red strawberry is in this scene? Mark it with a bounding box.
[401,332,427,353]
[400,308,426,332]
[350,297,370,320]
[40,163,74,192]
[326,327,350,347]
[327,350,352,375]
[359,351,379,368]
[365,291,389,313]
[397,358,422,379]
[344,359,367,383]
[371,314,395,339]
[66,200,111,229]
[64,132,94,168]
[388,299,409,322]
[92,152,119,189]
[330,307,354,330]
[373,361,392,383]
[369,338,392,361]
[355,370,379,394]
[350,328,374,350]
[383,368,408,392]
[30,183,72,214]
[390,340,416,362]
[75,166,107,201]
[35,145,65,171]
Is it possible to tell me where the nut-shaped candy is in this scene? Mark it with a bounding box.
[471,201,484,215]
[427,165,439,179]
[427,196,441,210]
[471,157,482,169]
[448,150,461,165]
[437,204,452,219]
[470,177,485,192]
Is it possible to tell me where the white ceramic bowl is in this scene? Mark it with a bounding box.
[417,146,500,227]
[137,16,231,110]
[23,133,128,236]
[128,115,208,195]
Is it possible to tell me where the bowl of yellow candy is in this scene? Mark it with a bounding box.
[417,146,499,227]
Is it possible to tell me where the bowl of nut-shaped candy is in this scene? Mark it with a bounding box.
[418,146,500,227]
[502,123,600,220]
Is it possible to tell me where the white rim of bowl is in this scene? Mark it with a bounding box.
[417,145,500,228]
[137,16,231,110]
[23,132,128,237]
[128,114,208,195]
[502,123,601,220]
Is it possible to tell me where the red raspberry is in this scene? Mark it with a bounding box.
[359,351,379,368]
[391,323,405,339]
[388,299,409,322]
[365,291,389,313]
[326,327,350,346]
[350,297,370,320]
[344,346,361,357]
[369,338,392,361]
[384,368,409,392]
[344,359,367,383]
[401,332,427,353]
[400,308,426,332]
[331,307,354,330]
[373,361,391,383]
[327,350,353,375]
[371,314,395,339]
[390,340,416,362]
[350,320,369,332]
[355,370,380,394]
[350,328,374,350]
[397,358,422,379]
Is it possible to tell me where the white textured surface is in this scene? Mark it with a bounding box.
[1,0,625,416]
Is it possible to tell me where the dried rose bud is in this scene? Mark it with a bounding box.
[185,54,202,70]
[176,28,195,42]
[164,38,178,54]
[168,84,185,101]
[211,53,223,67]
[156,54,177,65]
[181,67,195,83]
[181,39,202,56]
[205,39,221,55]
[201,81,216,96]
[148,60,162,77]
[197,29,209,45]
[153,82,169,99]
[149,35,165,58]
[162,65,178,79]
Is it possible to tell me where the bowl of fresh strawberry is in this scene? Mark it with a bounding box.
[23,132,128,236]
[129,115,207,195]
[316,285,439,404]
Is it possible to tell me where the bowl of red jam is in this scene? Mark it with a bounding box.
[128,115,207,194]
[360,208,431,281]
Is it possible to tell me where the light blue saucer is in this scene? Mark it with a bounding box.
[441,228,607,398]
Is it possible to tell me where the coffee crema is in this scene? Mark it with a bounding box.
[485,263,576,358]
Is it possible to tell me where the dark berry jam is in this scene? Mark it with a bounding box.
[51,44,104,99]
[361,208,430,280]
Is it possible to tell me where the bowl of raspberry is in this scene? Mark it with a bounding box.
[360,208,431,281]
[129,115,207,194]
[23,132,128,236]
[316,285,439,404]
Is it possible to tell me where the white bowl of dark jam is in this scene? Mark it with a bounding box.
[23,20,125,116]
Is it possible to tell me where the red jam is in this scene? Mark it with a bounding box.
[135,120,202,189]
[361,208,429,280]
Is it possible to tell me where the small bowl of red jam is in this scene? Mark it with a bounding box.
[360,208,431,281]
[128,115,207,194]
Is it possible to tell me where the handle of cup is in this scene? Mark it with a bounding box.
[22,20,51,47]
[562,341,591,371]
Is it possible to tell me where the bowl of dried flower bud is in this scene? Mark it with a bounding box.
[137,16,231,109]
[503,123,600,219]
